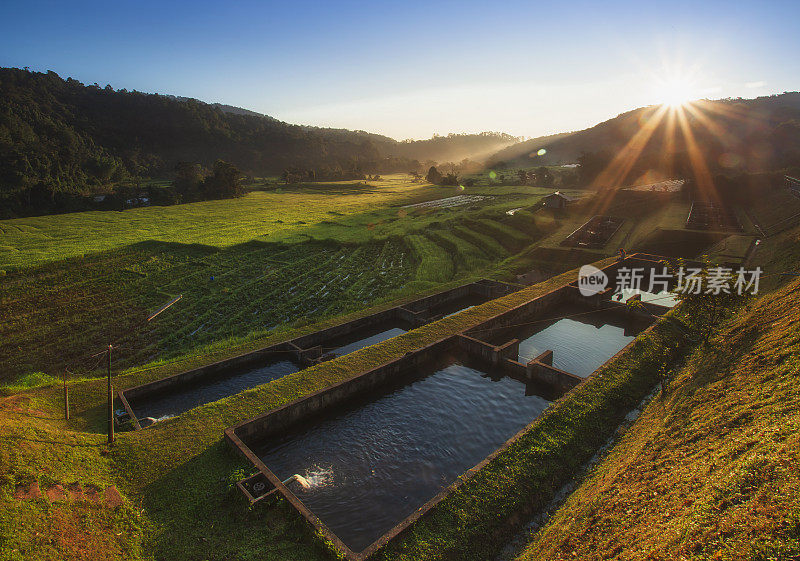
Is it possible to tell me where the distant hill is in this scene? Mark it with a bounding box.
[486,131,575,165]
[487,93,800,186]
[0,67,517,216]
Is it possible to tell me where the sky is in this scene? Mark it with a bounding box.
[1,0,799,140]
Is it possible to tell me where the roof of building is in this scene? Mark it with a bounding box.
[544,191,575,202]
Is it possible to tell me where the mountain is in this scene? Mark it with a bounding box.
[487,93,800,186]
[0,67,517,216]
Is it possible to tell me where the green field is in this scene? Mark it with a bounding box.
[0,176,432,271]
[0,176,581,272]
[0,176,569,381]
[1,181,750,382]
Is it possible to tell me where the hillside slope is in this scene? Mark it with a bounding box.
[515,237,800,559]
[487,93,800,185]
[0,67,517,216]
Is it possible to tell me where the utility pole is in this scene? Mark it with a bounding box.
[101,294,181,445]
[107,344,114,445]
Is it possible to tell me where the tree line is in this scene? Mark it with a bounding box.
[0,67,517,217]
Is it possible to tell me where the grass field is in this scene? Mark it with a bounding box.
[0,177,580,272]
[0,176,426,271]
[0,181,750,383]
[0,176,567,382]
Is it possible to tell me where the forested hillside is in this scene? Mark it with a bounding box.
[0,67,517,216]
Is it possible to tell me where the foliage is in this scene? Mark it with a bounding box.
[425,165,443,185]
[0,67,521,217]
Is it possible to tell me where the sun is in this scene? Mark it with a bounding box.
[656,75,696,108]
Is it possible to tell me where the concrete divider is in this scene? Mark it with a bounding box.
[497,352,581,394]
[121,279,512,429]
[228,336,456,444]
[534,350,553,365]
[457,335,519,365]
[525,359,582,392]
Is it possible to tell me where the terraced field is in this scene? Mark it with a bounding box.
[0,202,555,381]
[0,175,443,271]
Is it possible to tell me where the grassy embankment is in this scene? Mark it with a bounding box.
[516,262,800,559]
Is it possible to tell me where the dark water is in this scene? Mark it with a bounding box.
[131,357,300,420]
[252,360,550,552]
[506,306,648,377]
[327,326,408,358]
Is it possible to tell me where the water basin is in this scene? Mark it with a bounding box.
[252,358,551,552]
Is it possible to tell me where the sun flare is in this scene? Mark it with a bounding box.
[656,75,696,108]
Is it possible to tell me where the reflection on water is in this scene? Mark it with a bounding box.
[517,319,637,377]
[253,360,550,552]
[327,327,408,357]
[492,304,650,377]
[616,288,678,307]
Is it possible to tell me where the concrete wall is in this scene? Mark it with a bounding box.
[121,280,511,427]
[464,284,573,342]
[290,308,399,349]
[229,336,456,445]
[123,345,295,405]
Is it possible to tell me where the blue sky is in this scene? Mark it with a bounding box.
[1,0,798,139]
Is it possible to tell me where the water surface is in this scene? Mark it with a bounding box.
[131,357,300,420]
[492,305,649,377]
[326,326,408,357]
[253,360,550,552]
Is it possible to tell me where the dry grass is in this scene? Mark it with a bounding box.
[516,276,800,561]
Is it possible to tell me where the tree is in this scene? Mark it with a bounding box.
[173,162,204,201]
[666,258,742,344]
[440,172,459,186]
[535,166,554,187]
[203,160,243,199]
[426,166,443,185]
